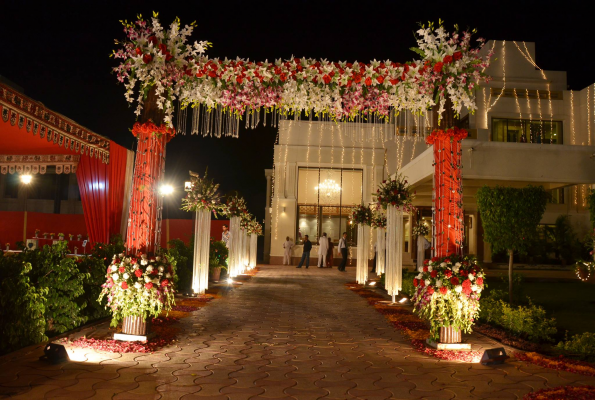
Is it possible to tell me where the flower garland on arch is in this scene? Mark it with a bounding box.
[181,168,221,215]
[131,120,176,142]
[374,174,415,211]
[113,14,493,127]
[350,204,373,226]
[412,254,485,340]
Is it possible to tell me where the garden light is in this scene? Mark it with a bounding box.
[159,184,174,196]
[20,174,32,184]
[399,297,408,303]
[227,278,233,284]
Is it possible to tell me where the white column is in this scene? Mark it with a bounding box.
[356,224,370,284]
[386,206,403,302]
[376,227,386,276]
[229,216,241,277]
[192,209,211,294]
[249,234,257,268]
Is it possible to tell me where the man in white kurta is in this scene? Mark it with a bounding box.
[317,232,329,268]
[283,237,293,265]
[417,235,431,270]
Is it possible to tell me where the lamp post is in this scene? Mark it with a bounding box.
[20,174,32,243]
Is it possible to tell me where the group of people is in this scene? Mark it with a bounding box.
[283,232,349,272]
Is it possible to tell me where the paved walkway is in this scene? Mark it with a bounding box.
[2,265,595,399]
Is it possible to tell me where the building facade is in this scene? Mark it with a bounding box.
[266,40,595,266]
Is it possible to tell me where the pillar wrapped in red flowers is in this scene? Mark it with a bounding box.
[426,127,467,258]
[125,121,175,255]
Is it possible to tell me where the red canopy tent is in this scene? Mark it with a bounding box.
[0,82,134,248]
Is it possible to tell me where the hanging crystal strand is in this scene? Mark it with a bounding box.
[217,105,222,138]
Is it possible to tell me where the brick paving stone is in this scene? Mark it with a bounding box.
[4,265,595,399]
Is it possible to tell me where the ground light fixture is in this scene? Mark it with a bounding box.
[227,277,233,284]
[20,174,32,184]
[399,297,408,303]
[159,184,174,196]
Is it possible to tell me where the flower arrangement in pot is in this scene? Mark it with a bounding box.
[58,233,65,241]
[77,233,82,241]
[222,195,248,218]
[98,253,176,334]
[50,233,55,239]
[350,204,373,225]
[373,174,415,211]
[412,254,485,343]
[181,168,222,215]
[209,239,228,282]
[68,234,74,241]
[371,212,387,229]
[412,220,430,237]
[34,229,40,238]
[43,232,48,239]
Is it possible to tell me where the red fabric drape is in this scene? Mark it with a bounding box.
[107,141,128,237]
[427,128,467,257]
[76,155,109,247]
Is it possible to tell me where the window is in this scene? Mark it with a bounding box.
[491,118,563,144]
[296,168,363,245]
[547,188,565,204]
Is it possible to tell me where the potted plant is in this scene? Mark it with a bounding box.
[77,233,83,241]
[34,229,40,238]
[68,234,74,241]
[412,254,485,344]
[50,233,55,239]
[43,232,48,239]
[58,233,65,241]
[98,253,176,335]
[5,243,9,251]
[209,239,228,282]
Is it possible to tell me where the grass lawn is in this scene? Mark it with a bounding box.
[487,280,595,337]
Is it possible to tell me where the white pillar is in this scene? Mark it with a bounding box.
[249,234,257,268]
[192,209,211,294]
[376,227,386,276]
[356,224,370,284]
[386,205,403,299]
[229,216,241,277]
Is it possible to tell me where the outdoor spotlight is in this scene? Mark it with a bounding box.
[369,281,377,286]
[399,297,408,303]
[20,174,32,184]
[159,184,174,196]
[184,181,192,191]
[480,348,509,365]
[227,278,233,284]
[40,343,69,364]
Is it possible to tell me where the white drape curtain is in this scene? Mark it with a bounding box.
[192,209,211,294]
[229,216,241,277]
[386,205,403,298]
[249,234,257,268]
[356,224,370,284]
[376,227,386,276]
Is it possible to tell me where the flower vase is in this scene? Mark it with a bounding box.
[59,236,64,241]
[122,316,150,336]
[77,234,82,241]
[43,235,48,239]
[210,266,222,282]
[50,235,54,240]
[439,326,462,344]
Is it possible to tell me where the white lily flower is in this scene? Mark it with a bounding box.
[111,265,118,272]
[112,273,119,281]
[123,273,130,280]
[455,285,462,293]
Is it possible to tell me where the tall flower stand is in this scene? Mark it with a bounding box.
[385,205,403,304]
[249,233,257,269]
[356,225,370,284]
[228,216,241,278]
[376,227,386,276]
[192,209,211,295]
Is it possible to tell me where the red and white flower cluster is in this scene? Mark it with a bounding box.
[113,15,492,127]
[412,254,485,339]
[99,253,176,326]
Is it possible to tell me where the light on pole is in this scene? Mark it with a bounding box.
[20,174,32,212]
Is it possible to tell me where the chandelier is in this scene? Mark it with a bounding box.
[315,179,341,199]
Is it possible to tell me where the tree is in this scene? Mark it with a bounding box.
[476,186,548,304]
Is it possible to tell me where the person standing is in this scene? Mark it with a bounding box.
[417,235,431,270]
[283,236,293,265]
[296,235,312,269]
[317,232,329,268]
[222,224,230,248]
[338,232,348,272]
[326,238,334,268]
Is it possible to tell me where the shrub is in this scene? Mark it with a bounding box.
[0,255,48,355]
[167,238,193,292]
[557,332,595,357]
[209,239,228,270]
[478,290,506,324]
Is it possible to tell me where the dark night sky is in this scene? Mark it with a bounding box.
[1,0,591,224]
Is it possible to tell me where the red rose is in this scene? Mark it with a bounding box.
[420,280,425,288]
[135,269,142,278]
[118,266,125,273]
[445,270,452,278]
[158,43,167,54]
[143,54,153,64]
[440,286,448,295]
[433,62,444,73]
[460,269,468,277]
[430,270,438,278]
[236,76,243,84]
[431,257,439,262]
[145,282,153,290]
[135,47,142,56]
[423,266,428,272]
[323,74,331,84]
[365,77,372,86]
[121,282,128,289]
[161,279,169,287]
[389,78,399,85]
[444,258,451,263]
[148,36,158,46]
[376,76,384,84]
[463,286,472,296]
[354,74,362,83]
[427,286,434,295]
[413,278,418,287]
[462,279,472,288]
[280,73,287,82]
[424,259,429,265]
[450,277,459,285]
[453,51,463,60]
[443,55,453,64]
[476,277,483,286]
